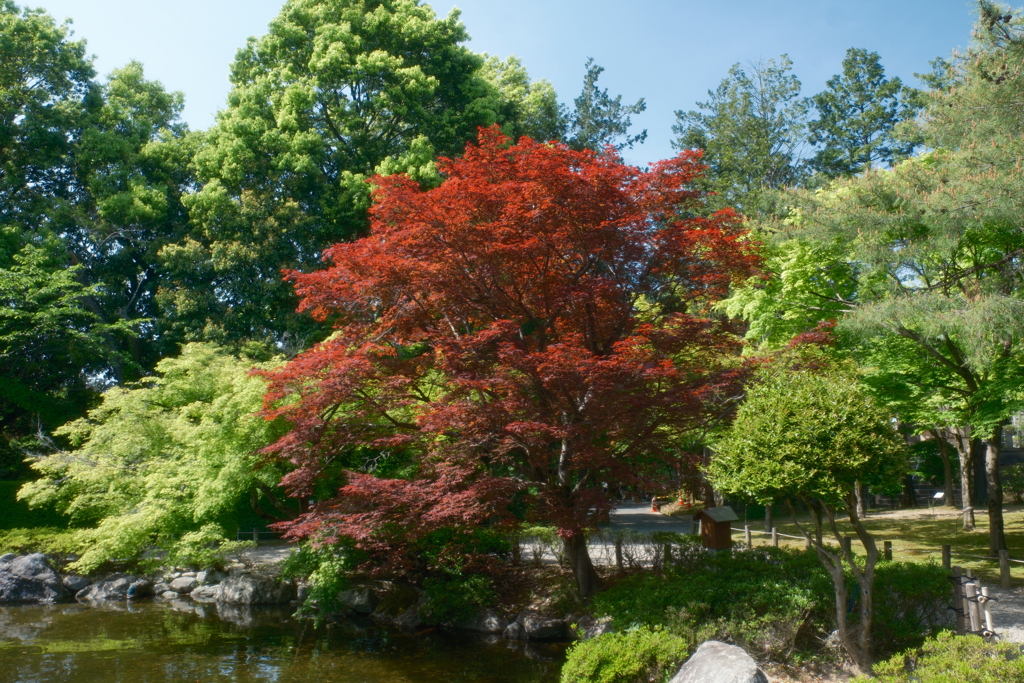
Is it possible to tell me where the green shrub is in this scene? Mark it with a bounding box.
[871,561,953,653]
[0,526,84,556]
[420,574,496,625]
[280,542,357,621]
[160,524,254,570]
[1003,463,1024,504]
[561,627,689,683]
[591,545,832,661]
[856,630,1024,682]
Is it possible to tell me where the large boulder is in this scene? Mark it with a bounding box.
[217,572,296,605]
[61,574,91,594]
[456,609,508,634]
[76,574,144,602]
[670,641,768,683]
[0,554,66,604]
[517,612,566,641]
[169,576,198,594]
[190,585,222,603]
[337,587,379,615]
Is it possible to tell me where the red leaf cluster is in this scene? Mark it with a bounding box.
[262,128,761,574]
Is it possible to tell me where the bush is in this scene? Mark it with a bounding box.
[561,627,689,683]
[420,574,496,625]
[591,545,833,661]
[871,561,953,653]
[857,630,1024,682]
[0,526,84,556]
[1003,463,1024,504]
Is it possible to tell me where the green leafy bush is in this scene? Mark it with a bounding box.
[420,574,496,625]
[872,561,953,653]
[592,545,832,661]
[856,630,1024,682]
[561,627,689,683]
[280,542,357,620]
[1003,463,1024,504]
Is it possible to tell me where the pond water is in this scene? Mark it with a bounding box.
[0,601,566,683]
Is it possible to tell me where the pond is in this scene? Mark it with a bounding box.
[0,601,566,683]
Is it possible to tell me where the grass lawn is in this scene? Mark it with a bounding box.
[732,504,1024,587]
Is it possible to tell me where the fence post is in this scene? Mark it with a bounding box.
[952,566,966,635]
[942,544,951,569]
[1000,549,1011,589]
[771,527,779,547]
[615,538,623,572]
[981,586,994,636]
[883,541,892,561]
[804,534,811,551]
[965,581,981,634]
[744,524,752,547]
[252,527,259,544]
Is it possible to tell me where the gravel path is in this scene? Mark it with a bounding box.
[985,586,1024,643]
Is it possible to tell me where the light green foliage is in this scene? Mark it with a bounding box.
[808,48,922,177]
[673,55,808,213]
[561,627,689,683]
[567,58,646,152]
[164,0,508,345]
[1003,463,1024,503]
[710,369,906,507]
[18,343,288,571]
[480,55,564,143]
[855,630,1024,683]
[718,239,856,349]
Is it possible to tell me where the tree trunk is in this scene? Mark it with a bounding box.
[764,503,773,533]
[974,437,988,506]
[932,429,957,508]
[952,427,975,530]
[845,494,879,674]
[900,475,917,508]
[984,426,1007,556]
[563,532,603,598]
[855,481,866,518]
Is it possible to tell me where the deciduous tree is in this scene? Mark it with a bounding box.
[263,128,760,596]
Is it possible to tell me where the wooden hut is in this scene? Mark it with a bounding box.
[694,506,739,550]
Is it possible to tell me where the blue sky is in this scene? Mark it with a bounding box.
[30,0,979,164]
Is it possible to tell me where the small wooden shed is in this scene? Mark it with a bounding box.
[694,506,739,550]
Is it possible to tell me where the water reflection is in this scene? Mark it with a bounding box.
[0,602,565,682]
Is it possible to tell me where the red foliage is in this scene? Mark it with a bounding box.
[263,128,761,577]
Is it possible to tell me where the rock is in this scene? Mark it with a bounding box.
[296,584,310,603]
[153,582,171,594]
[0,554,66,604]
[182,572,196,578]
[517,613,566,641]
[76,574,139,602]
[217,572,296,605]
[503,622,525,641]
[576,614,614,640]
[393,604,422,631]
[160,591,178,600]
[170,576,198,594]
[127,579,153,600]
[62,574,91,594]
[456,609,509,634]
[337,586,379,615]
[195,570,225,585]
[190,585,222,603]
[670,640,768,683]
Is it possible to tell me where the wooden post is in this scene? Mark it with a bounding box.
[965,581,981,634]
[981,586,994,636]
[942,544,951,569]
[252,527,259,544]
[615,538,623,571]
[663,542,672,567]
[771,527,779,547]
[883,540,892,561]
[804,534,811,551]
[744,524,752,547]
[952,566,966,635]
[841,536,852,556]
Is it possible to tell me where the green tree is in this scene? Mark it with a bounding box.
[162,0,508,347]
[480,55,564,143]
[672,55,809,213]
[709,366,906,673]
[566,58,646,152]
[19,343,291,571]
[808,48,922,177]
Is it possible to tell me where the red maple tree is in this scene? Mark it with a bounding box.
[263,127,760,596]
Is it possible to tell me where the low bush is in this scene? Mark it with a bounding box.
[871,561,953,653]
[420,574,496,625]
[857,630,1024,682]
[561,627,689,683]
